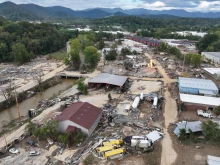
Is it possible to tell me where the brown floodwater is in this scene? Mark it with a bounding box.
[0,79,76,129]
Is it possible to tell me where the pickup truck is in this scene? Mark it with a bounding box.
[197,109,211,118]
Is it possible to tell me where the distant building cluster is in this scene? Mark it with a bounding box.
[172,31,207,37]
[130,36,161,47]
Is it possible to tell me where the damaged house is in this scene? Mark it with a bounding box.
[56,102,102,136]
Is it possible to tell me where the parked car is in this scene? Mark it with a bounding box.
[29,151,40,156]
[5,143,13,150]
[9,148,19,154]
[26,140,35,146]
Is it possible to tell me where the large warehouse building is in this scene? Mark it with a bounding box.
[88,73,127,89]
[180,93,220,110]
[201,52,220,64]
[178,77,218,96]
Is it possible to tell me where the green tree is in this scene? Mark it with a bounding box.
[84,46,100,69]
[105,48,117,61]
[202,120,220,144]
[190,54,202,67]
[133,50,137,55]
[121,47,132,58]
[12,43,32,64]
[214,106,220,116]
[189,128,197,143]
[97,40,105,50]
[196,33,219,53]
[68,38,81,70]
[178,128,186,141]
[77,81,88,95]
[158,42,169,52]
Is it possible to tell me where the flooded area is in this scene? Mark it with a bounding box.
[0,79,76,129]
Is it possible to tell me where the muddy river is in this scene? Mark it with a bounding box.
[0,79,76,129]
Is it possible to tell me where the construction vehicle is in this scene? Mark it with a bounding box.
[104,148,125,160]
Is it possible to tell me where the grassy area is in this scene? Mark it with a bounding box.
[47,49,68,60]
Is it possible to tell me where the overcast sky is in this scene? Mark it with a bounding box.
[1,0,220,12]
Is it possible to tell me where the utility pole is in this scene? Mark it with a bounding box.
[3,134,7,146]
[14,84,22,124]
[182,54,186,72]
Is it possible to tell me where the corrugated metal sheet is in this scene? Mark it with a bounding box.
[178,77,218,91]
[199,90,214,95]
[180,94,220,106]
[174,121,202,136]
[88,73,127,87]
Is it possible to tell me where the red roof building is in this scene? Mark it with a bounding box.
[56,102,102,136]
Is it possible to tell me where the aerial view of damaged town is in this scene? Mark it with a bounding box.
[0,1,220,165]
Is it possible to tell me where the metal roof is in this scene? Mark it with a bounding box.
[180,93,220,106]
[199,90,214,95]
[56,102,102,130]
[202,52,220,59]
[174,121,202,136]
[88,73,127,87]
[178,77,218,91]
[203,68,220,75]
[207,155,220,165]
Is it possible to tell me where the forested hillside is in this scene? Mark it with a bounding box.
[0,18,67,63]
[91,16,220,32]
[197,31,220,53]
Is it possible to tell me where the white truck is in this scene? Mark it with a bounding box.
[197,109,211,118]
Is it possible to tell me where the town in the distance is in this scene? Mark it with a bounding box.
[0,1,220,165]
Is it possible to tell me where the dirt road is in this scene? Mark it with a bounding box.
[161,90,177,165]
[145,52,178,165]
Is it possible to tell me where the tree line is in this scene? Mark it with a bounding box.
[89,16,220,33]
[66,31,124,71]
[158,42,202,67]
[0,18,78,64]
[196,30,220,53]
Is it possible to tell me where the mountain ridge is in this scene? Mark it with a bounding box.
[0,1,220,21]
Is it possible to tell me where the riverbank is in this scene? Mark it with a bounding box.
[0,76,61,111]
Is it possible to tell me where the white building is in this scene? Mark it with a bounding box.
[202,52,220,64]
[56,102,102,136]
[203,68,220,80]
[173,31,207,37]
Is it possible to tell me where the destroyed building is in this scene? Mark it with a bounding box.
[56,102,102,136]
[174,121,203,136]
[88,73,128,91]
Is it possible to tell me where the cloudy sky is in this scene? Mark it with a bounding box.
[1,0,220,12]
